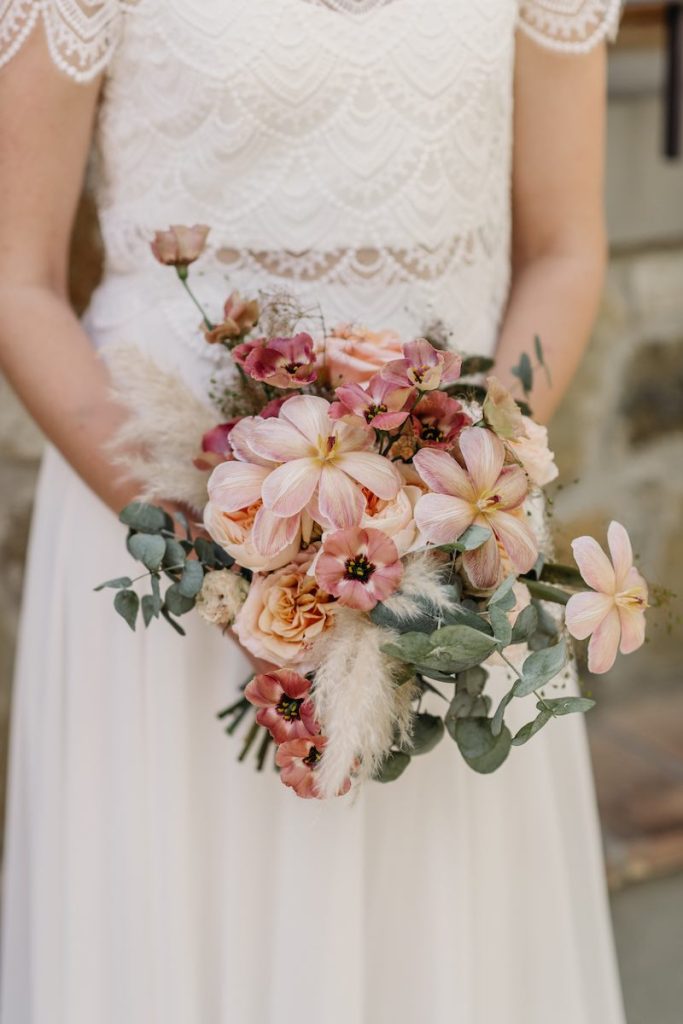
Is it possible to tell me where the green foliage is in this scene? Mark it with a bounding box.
[405,713,445,756]
[114,589,139,631]
[119,502,171,534]
[94,576,132,592]
[512,641,568,697]
[512,709,553,746]
[374,750,412,783]
[437,524,492,553]
[127,532,166,571]
[382,623,498,675]
[539,696,596,716]
[452,717,512,774]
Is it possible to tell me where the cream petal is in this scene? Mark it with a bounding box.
[261,459,320,516]
[493,465,529,510]
[334,419,373,453]
[462,534,501,589]
[318,465,365,528]
[335,451,401,500]
[249,418,314,462]
[279,394,332,442]
[251,506,301,557]
[459,427,505,495]
[488,510,538,574]
[587,607,622,674]
[607,521,634,591]
[565,591,614,641]
[412,447,475,499]
[228,416,275,466]
[618,605,646,655]
[414,493,475,545]
[207,461,270,513]
[571,536,616,594]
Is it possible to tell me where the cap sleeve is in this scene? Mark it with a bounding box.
[0,0,129,82]
[518,0,623,53]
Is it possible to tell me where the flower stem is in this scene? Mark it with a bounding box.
[238,717,261,761]
[176,267,215,330]
[256,730,273,771]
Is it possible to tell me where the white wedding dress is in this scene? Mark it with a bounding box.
[1,2,626,1021]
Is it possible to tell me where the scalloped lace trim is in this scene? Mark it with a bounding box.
[518,0,623,53]
[0,0,136,81]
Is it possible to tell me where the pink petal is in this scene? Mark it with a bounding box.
[565,591,614,641]
[248,419,314,462]
[459,427,505,496]
[462,534,501,589]
[618,605,646,656]
[571,536,616,595]
[441,351,463,383]
[251,506,301,557]
[279,395,332,442]
[207,461,270,513]
[261,459,320,517]
[334,577,381,611]
[364,528,400,567]
[228,416,275,466]
[412,448,475,499]
[334,451,401,500]
[607,521,634,591]
[493,465,529,510]
[321,528,362,561]
[318,465,365,529]
[488,510,538,575]
[587,607,621,674]
[414,493,475,545]
[366,559,403,602]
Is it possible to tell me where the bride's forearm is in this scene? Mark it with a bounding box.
[492,249,606,425]
[0,283,139,513]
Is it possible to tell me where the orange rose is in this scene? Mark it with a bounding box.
[203,499,300,573]
[321,325,404,386]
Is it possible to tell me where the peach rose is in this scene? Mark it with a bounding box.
[321,325,404,386]
[507,417,559,487]
[233,549,335,668]
[203,499,300,573]
[358,485,421,556]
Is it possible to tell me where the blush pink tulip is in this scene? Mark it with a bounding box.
[275,735,352,799]
[245,669,319,744]
[412,427,537,589]
[315,527,403,611]
[150,224,209,266]
[381,338,462,392]
[411,390,471,448]
[329,374,414,431]
[234,334,317,389]
[565,521,648,674]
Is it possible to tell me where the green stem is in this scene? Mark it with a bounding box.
[524,579,569,606]
[238,718,261,761]
[537,562,584,587]
[498,649,552,714]
[176,268,214,330]
[217,695,249,720]
[256,730,273,771]
[226,703,251,736]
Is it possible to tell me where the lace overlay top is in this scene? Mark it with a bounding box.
[1,0,622,383]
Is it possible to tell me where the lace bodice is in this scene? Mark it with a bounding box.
[1,0,622,384]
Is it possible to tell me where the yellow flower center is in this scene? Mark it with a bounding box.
[615,586,648,611]
[316,433,340,461]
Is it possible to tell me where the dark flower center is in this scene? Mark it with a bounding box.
[284,361,303,374]
[412,365,429,384]
[365,403,388,423]
[275,694,304,721]
[420,424,444,442]
[344,554,376,583]
[303,745,322,768]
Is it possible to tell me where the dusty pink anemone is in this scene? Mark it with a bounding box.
[204,291,260,344]
[194,419,239,471]
[381,338,462,392]
[411,391,471,448]
[565,521,648,675]
[315,527,403,611]
[233,333,317,388]
[245,395,402,532]
[329,374,414,431]
[412,427,537,589]
[245,669,319,744]
[150,224,209,267]
[276,735,351,800]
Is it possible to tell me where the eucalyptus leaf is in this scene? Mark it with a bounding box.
[438,524,492,553]
[453,717,512,773]
[511,709,552,746]
[371,599,438,634]
[119,502,171,534]
[177,559,205,598]
[489,604,512,646]
[460,666,489,696]
[374,750,411,783]
[141,594,157,627]
[164,584,196,617]
[406,713,445,755]
[488,574,517,607]
[513,641,568,697]
[94,576,132,592]
[150,573,162,613]
[161,606,186,636]
[163,537,187,570]
[127,532,166,571]
[424,624,498,672]
[440,604,493,635]
[491,690,514,736]
[510,603,538,644]
[381,632,435,666]
[114,589,139,631]
[466,725,512,774]
[539,696,596,717]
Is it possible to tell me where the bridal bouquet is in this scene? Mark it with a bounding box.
[98,224,650,799]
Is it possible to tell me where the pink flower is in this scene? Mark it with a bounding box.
[276,735,351,800]
[193,420,239,471]
[261,395,290,419]
[244,669,319,744]
[203,498,301,572]
[315,527,403,611]
[359,485,421,556]
[381,338,462,392]
[412,427,537,589]
[329,374,414,431]
[234,334,317,389]
[566,521,648,674]
[411,391,471,448]
[246,395,402,530]
[506,417,559,488]
[322,325,404,386]
[150,224,209,266]
[204,291,260,344]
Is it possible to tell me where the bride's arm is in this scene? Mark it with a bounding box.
[492,34,609,423]
[0,26,139,513]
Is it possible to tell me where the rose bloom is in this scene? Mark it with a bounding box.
[233,549,335,667]
[150,224,209,267]
[315,527,403,611]
[411,391,471,449]
[506,416,559,488]
[358,485,421,556]
[245,669,319,744]
[276,735,352,799]
[204,291,260,344]
[203,499,301,572]
[321,325,404,386]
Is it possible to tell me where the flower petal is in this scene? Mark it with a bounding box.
[412,447,474,499]
[587,607,622,674]
[251,506,301,557]
[279,395,332,442]
[462,534,501,589]
[207,461,270,513]
[565,591,614,641]
[571,536,616,595]
[318,464,365,528]
[334,451,401,500]
[414,493,475,545]
[488,510,538,574]
[607,521,634,591]
[248,419,314,462]
[618,605,646,656]
[261,459,320,517]
[459,427,505,495]
[493,465,529,510]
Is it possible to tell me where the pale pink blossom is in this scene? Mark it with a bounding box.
[329,374,414,431]
[204,291,260,344]
[246,395,402,530]
[506,416,559,487]
[412,427,537,589]
[203,498,301,572]
[315,527,403,611]
[150,224,209,266]
[381,338,462,392]
[566,521,648,674]
[234,334,317,389]
[244,669,319,744]
[276,735,351,799]
[322,325,404,386]
[411,390,471,448]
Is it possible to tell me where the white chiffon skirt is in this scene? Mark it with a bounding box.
[1,445,626,1023]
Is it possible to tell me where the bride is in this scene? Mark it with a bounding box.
[0,1,626,1021]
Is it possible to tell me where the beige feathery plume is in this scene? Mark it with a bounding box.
[104,344,219,513]
[379,550,457,622]
[311,607,417,799]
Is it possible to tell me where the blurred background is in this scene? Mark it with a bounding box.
[0,4,682,1021]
